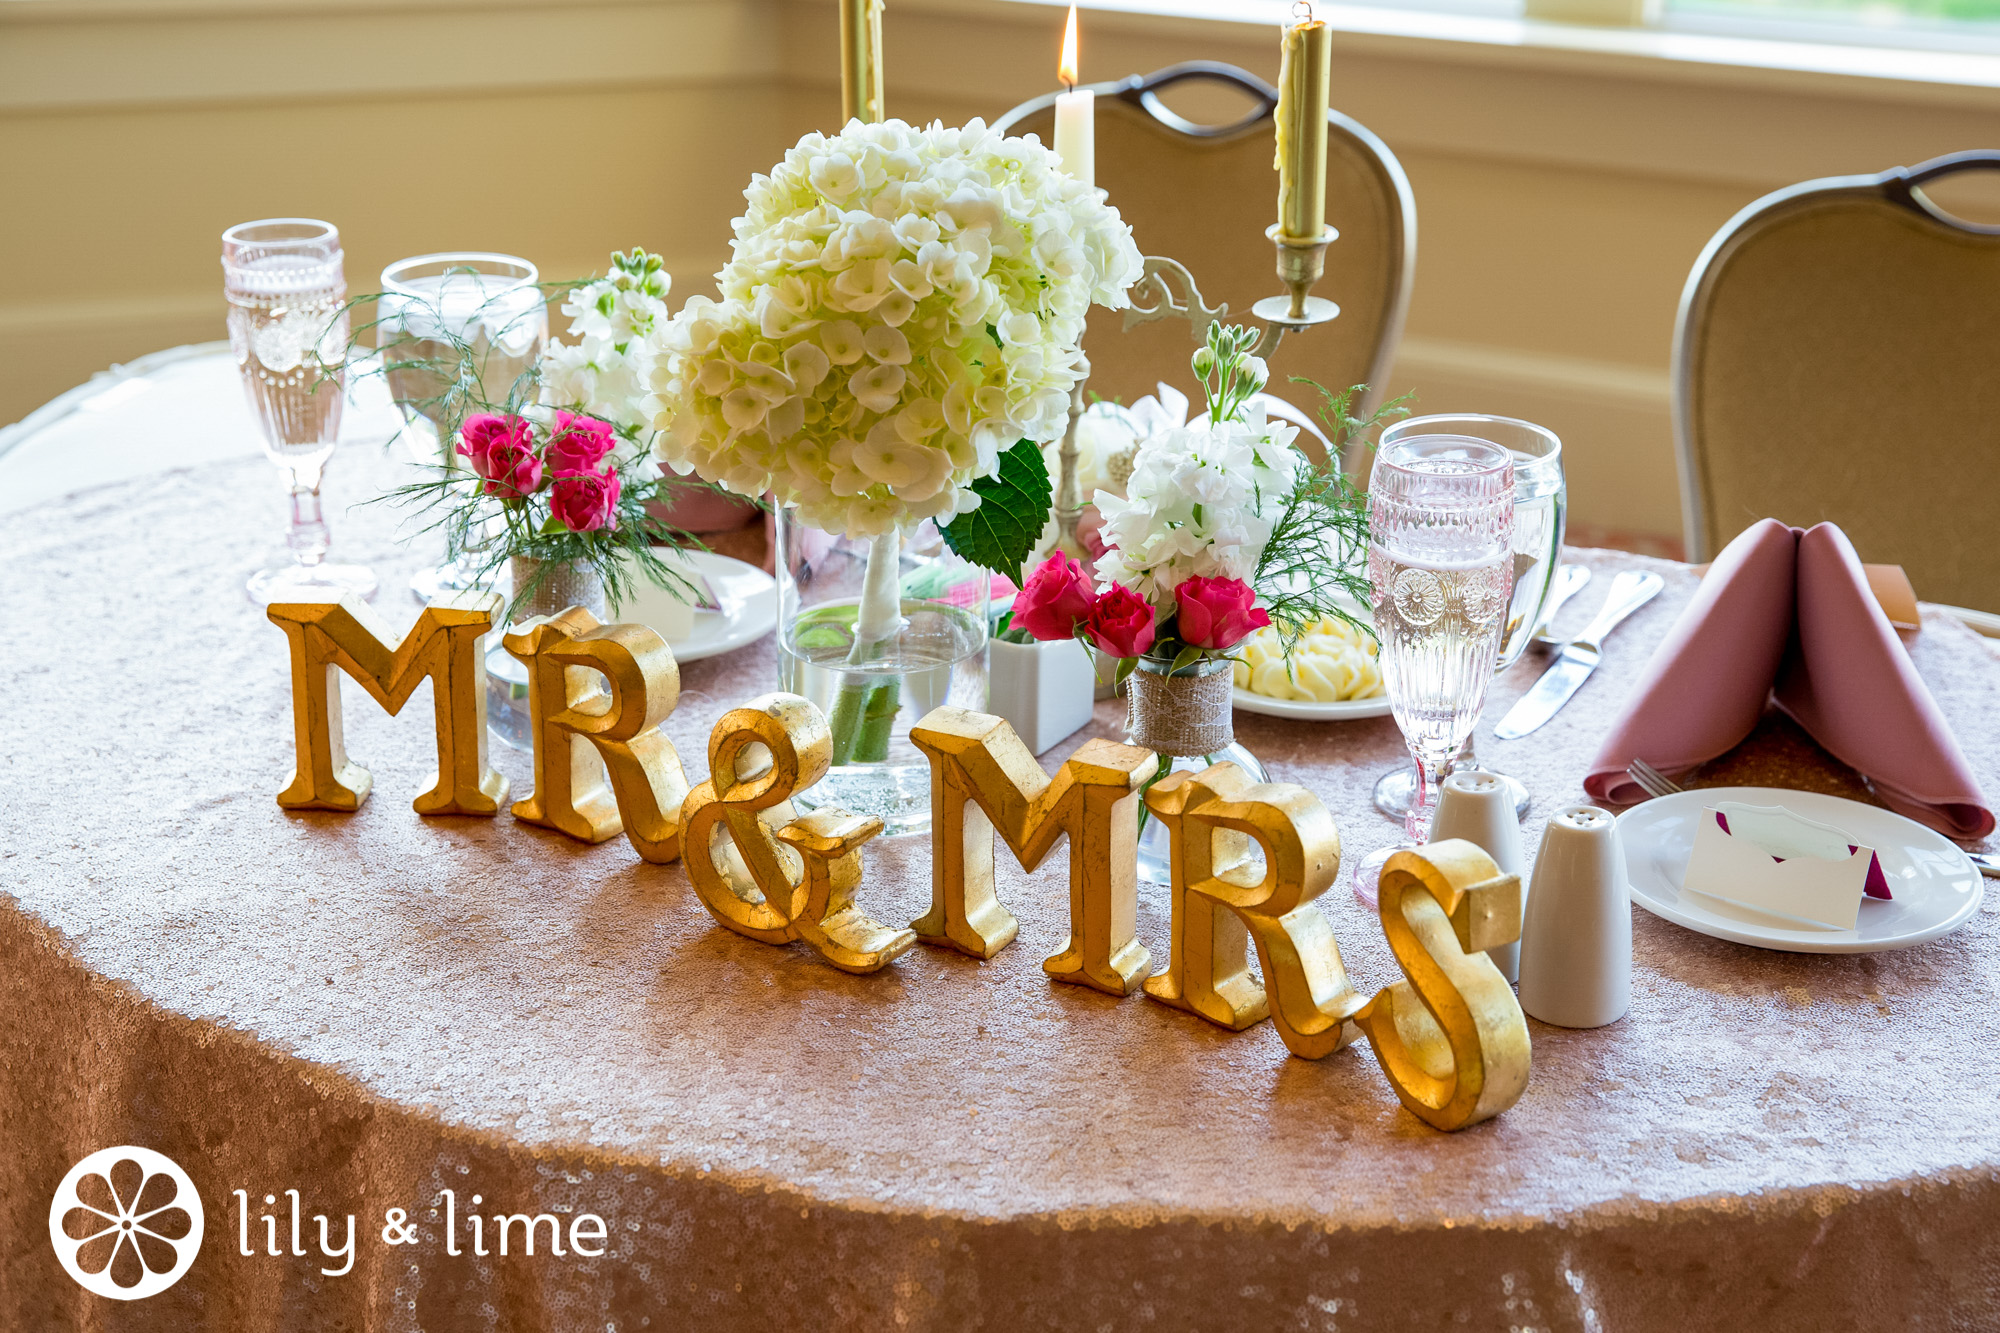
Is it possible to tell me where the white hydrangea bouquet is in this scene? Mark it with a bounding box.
[647,116,1144,769]
[649,116,1143,556]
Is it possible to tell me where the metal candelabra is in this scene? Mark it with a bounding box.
[1051,225,1339,552]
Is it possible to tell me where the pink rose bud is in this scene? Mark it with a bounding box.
[1173,575,1270,652]
[456,413,542,498]
[1086,582,1157,659]
[549,464,621,533]
[545,410,618,477]
[1010,553,1097,641]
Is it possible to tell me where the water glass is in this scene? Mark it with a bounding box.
[375,253,547,601]
[775,511,990,836]
[223,218,377,604]
[1353,434,1514,904]
[1370,414,1564,823]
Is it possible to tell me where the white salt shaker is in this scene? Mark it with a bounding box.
[1430,770,1527,982]
[1518,805,1631,1029]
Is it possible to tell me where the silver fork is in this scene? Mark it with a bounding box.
[1625,757,1683,800]
[1625,757,2000,878]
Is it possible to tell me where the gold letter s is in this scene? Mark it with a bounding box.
[1353,840,1530,1131]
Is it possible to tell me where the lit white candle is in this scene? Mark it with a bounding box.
[1052,4,1094,188]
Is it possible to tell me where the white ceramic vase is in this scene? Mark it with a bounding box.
[988,638,1096,755]
[1518,805,1632,1029]
[1430,769,1528,982]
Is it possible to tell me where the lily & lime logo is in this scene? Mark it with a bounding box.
[48,1146,205,1300]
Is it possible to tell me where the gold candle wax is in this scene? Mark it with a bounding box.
[1274,17,1332,241]
[840,0,886,124]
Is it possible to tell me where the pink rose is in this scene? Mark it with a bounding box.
[549,464,621,533]
[457,413,542,498]
[1174,575,1270,652]
[1010,553,1097,641]
[545,410,618,477]
[1086,582,1156,659]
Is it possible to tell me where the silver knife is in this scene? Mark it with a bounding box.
[1528,564,1593,648]
[1492,570,1665,739]
[1971,851,2000,880]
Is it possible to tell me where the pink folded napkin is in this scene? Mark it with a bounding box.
[1584,519,1995,841]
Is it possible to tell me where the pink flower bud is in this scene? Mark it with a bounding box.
[1010,553,1096,641]
[456,414,542,499]
[549,464,621,533]
[1173,575,1270,652]
[1086,582,1157,659]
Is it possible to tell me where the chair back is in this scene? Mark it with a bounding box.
[997,62,1415,474]
[1674,151,2000,610]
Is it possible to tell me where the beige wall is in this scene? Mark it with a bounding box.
[5,0,1998,543]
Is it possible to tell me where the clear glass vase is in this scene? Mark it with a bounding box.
[775,510,989,835]
[485,556,609,752]
[1125,657,1265,885]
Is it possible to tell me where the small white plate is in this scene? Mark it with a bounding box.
[1230,689,1392,721]
[615,550,776,664]
[1618,786,1983,953]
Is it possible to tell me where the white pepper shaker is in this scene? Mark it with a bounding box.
[1518,805,1631,1028]
[1430,770,1527,982]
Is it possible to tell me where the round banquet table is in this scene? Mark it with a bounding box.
[5,356,2000,1333]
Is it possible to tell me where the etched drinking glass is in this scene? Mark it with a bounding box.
[1370,414,1564,824]
[1353,435,1514,905]
[223,218,377,604]
[375,253,547,602]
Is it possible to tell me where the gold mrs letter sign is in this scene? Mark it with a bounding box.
[1142,763,1368,1058]
[682,693,913,974]
[268,592,507,816]
[910,707,1156,995]
[1353,841,1530,1131]
[503,608,690,864]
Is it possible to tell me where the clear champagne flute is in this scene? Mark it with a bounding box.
[375,253,547,602]
[1370,414,1564,824]
[1352,435,1515,906]
[223,219,377,604]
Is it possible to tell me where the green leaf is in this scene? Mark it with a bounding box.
[938,438,1052,583]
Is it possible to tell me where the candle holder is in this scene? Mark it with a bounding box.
[1051,227,1343,553]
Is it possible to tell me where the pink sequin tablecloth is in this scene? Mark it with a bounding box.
[5,448,2000,1332]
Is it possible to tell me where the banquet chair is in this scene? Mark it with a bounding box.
[996,62,1415,476]
[1673,150,2000,616]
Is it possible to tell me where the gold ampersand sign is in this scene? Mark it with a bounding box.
[503,607,690,863]
[682,693,913,973]
[1352,840,1531,1132]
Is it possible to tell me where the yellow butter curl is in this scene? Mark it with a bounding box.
[1231,618,1384,703]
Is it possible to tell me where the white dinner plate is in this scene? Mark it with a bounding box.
[1230,689,1392,721]
[613,550,777,664]
[1618,786,1983,953]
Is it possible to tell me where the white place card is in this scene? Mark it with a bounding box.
[1682,802,1882,930]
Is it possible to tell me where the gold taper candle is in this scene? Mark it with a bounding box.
[1274,16,1332,241]
[840,0,886,124]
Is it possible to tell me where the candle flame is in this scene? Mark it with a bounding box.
[1059,4,1079,90]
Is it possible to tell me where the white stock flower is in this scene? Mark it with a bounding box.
[1093,416,1302,607]
[649,117,1143,538]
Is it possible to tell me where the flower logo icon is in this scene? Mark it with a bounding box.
[48,1146,204,1300]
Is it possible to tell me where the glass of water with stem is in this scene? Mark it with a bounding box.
[375,253,547,602]
[223,218,378,604]
[1370,414,1564,825]
[1352,434,1515,906]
